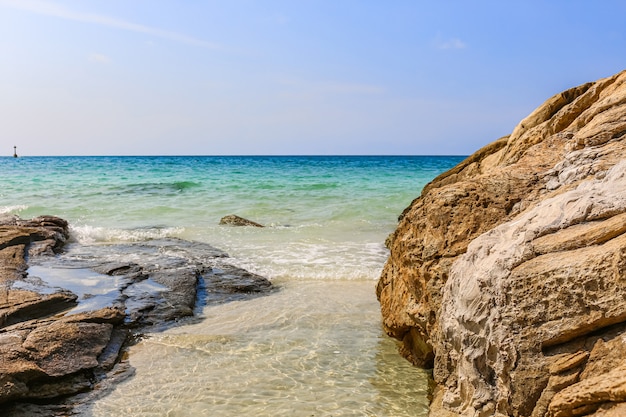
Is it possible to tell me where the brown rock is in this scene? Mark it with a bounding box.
[580,336,626,381]
[588,403,626,417]
[0,290,77,327]
[0,215,273,413]
[219,214,264,227]
[22,321,113,377]
[377,69,626,416]
[547,362,626,417]
[0,217,122,407]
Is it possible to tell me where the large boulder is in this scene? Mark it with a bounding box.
[377,69,626,416]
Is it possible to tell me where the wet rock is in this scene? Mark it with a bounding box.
[377,69,626,416]
[0,216,75,328]
[40,237,270,326]
[203,264,274,304]
[0,306,125,405]
[0,291,77,327]
[0,216,273,412]
[219,214,264,227]
[23,321,113,377]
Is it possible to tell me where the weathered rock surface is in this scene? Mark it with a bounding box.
[219,214,264,227]
[0,215,272,413]
[377,69,626,416]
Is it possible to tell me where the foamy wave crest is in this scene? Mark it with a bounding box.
[0,205,28,215]
[70,224,185,244]
[221,241,389,281]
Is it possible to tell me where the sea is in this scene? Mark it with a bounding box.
[0,155,464,417]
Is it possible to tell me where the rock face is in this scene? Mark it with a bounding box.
[377,69,626,416]
[0,215,272,413]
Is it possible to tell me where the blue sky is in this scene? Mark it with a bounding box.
[1,1,625,156]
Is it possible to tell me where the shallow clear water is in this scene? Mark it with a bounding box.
[0,155,463,416]
[82,280,431,417]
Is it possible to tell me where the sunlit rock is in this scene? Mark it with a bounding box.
[377,69,626,416]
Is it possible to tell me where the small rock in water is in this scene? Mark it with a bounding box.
[219,214,264,227]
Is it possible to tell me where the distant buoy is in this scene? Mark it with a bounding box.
[13,146,17,158]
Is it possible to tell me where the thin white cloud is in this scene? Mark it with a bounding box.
[88,53,110,64]
[0,0,221,49]
[434,37,467,50]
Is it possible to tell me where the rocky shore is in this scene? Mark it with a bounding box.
[0,215,272,415]
[377,69,626,416]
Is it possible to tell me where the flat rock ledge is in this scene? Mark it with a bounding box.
[377,69,626,417]
[0,215,272,414]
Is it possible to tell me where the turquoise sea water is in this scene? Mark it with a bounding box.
[0,155,464,416]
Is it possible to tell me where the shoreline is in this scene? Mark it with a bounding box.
[0,215,273,415]
[83,279,432,416]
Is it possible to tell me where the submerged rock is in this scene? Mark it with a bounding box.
[377,69,626,416]
[0,216,272,413]
[219,214,264,227]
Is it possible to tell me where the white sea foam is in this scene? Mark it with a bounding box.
[220,240,388,281]
[69,224,185,244]
[0,204,28,214]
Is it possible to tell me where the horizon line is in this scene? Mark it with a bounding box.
[4,154,470,158]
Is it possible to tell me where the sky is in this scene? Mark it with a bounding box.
[1,1,625,156]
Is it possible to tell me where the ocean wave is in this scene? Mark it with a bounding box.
[112,181,202,195]
[295,182,340,190]
[172,181,201,191]
[69,224,185,244]
[224,259,384,281]
[219,241,388,281]
[0,205,28,214]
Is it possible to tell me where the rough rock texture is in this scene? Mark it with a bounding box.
[0,215,272,413]
[0,216,117,406]
[377,69,626,417]
[219,214,264,227]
